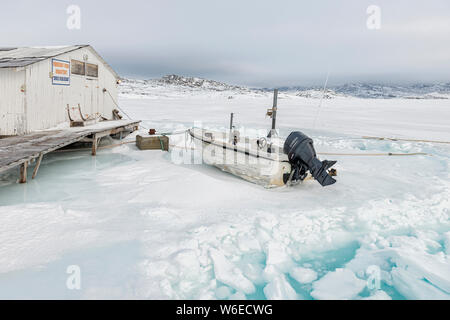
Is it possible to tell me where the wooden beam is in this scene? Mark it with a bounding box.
[92,134,98,156]
[19,161,28,183]
[32,153,44,179]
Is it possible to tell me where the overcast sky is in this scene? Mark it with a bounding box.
[1,0,449,86]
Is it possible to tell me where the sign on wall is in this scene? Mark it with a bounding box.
[52,59,70,86]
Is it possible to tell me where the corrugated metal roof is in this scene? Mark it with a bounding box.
[0,45,119,79]
[0,45,88,68]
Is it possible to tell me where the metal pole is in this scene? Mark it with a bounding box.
[230,113,234,130]
[272,89,278,130]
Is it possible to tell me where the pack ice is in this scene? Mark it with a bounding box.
[0,77,449,300]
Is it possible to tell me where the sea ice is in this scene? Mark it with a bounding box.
[0,79,449,300]
[289,267,318,284]
[361,290,392,300]
[263,275,298,300]
[311,269,366,300]
[209,248,255,295]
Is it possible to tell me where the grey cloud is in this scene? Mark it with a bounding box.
[1,0,449,86]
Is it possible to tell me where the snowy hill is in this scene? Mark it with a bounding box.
[332,83,450,99]
[278,83,450,99]
[159,74,244,91]
[119,75,260,98]
[120,75,450,100]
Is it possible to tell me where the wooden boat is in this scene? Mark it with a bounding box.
[187,90,337,188]
[188,127,292,187]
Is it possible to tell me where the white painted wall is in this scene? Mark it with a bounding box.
[0,46,119,135]
[0,68,26,136]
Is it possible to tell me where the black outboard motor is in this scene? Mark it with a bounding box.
[284,132,337,187]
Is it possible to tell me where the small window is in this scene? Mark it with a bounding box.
[71,60,85,75]
[86,63,98,78]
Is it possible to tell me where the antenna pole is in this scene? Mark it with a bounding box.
[313,71,330,129]
[272,89,278,130]
[267,89,279,138]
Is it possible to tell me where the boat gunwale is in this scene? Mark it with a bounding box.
[188,128,288,163]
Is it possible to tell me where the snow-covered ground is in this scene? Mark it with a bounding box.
[0,77,449,300]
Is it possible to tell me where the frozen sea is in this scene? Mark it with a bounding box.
[0,81,449,300]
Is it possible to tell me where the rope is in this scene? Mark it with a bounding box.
[166,144,429,157]
[52,140,430,158]
[158,137,165,151]
[104,89,132,120]
[313,71,330,129]
[318,152,429,157]
[159,129,189,136]
[362,136,450,145]
[103,88,149,130]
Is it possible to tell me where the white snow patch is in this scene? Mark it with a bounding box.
[311,269,366,300]
[289,267,318,284]
[229,291,247,300]
[215,286,232,300]
[264,275,298,300]
[209,249,255,295]
[361,290,392,300]
[265,243,292,267]
[391,267,449,300]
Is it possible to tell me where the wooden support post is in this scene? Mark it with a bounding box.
[32,153,44,180]
[19,161,28,184]
[92,134,98,156]
[230,113,234,130]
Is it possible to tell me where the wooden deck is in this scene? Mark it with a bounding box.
[0,120,140,182]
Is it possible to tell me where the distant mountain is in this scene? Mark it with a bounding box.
[278,83,450,99]
[158,75,246,91]
[119,75,259,98]
[120,75,450,100]
[333,83,450,99]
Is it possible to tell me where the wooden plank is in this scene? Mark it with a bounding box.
[0,132,91,169]
[92,134,98,156]
[0,120,141,176]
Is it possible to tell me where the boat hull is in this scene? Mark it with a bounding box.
[189,128,291,188]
